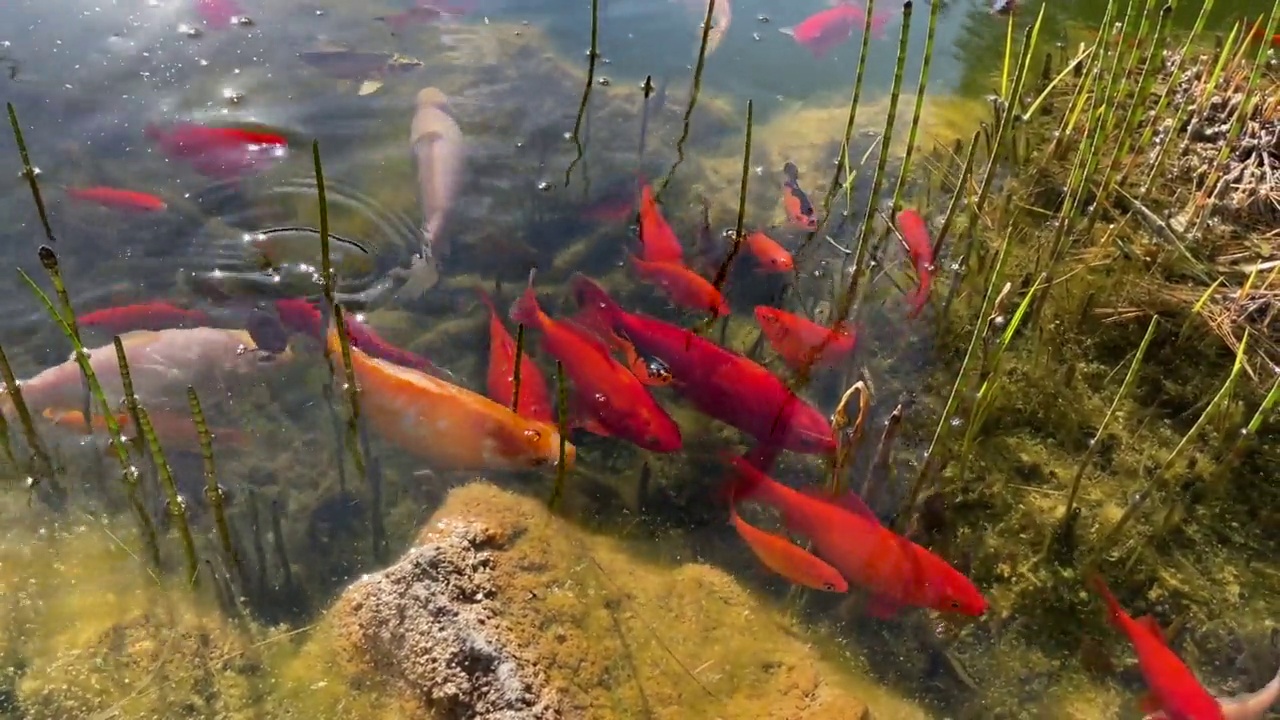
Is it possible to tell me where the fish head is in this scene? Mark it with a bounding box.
[934,569,988,617]
[764,248,795,272]
[495,421,576,470]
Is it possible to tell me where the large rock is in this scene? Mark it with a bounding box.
[330,481,930,719]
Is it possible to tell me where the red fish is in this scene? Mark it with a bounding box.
[272,299,442,376]
[572,274,835,455]
[629,256,729,317]
[569,312,673,387]
[511,279,682,453]
[146,122,288,181]
[754,306,856,373]
[196,0,246,27]
[1087,575,1224,720]
[637,183,685,263]
[477,289,553,423]
[780,2,889,59]
[729,481,848,593]
[728,456,988,617]
[781,163,818,230]
[742,231,794,273]
[79,303,212,334]
[64,186,167,213]
[895,208,934,318]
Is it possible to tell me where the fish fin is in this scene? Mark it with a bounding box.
[573,414,614,438]
[357,79,384,96]
[1137,692,1163,714]
[863,592,903,619]
[509,275,541,327]
[1134,615,1167,643]
[798,486,881,524]
[570,273,623,325]
[560,318,623,363]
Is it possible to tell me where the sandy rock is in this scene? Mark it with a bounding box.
[331,481,927,719]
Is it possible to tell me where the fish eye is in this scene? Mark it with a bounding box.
[823,582,836,591]
[524,429,543,443]
[950,600,960,609]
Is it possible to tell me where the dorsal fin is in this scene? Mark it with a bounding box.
[559,318,623,364]
[799,485,881,525]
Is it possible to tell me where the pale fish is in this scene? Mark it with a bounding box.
[1,328,290,419]
[680,0,732,55]
[325,325,573,472]
[404,86,465,297]
[1146,663,1280,720]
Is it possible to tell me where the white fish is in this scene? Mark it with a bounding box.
[408,86,465,284]
[1,328,290,418]
[1145,663,1280,720]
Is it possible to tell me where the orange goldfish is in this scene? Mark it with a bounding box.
[754,306,856,373]
[781,162,818,230]
[43,406,250,450]
[629,256,729,317]
[64,186,168,213]
[895,208,934,318]
[477,289,553,423]
[1088,575,1224,720]
[729,483,848,593]
[637,183,685,263]
[510,279,682,452]
[728,456,987,618]
[742,230,794,273]
[326,324,571,471]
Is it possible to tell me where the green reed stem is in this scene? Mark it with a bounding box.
[0,343,57,485]
[0,400,16,473]
[1051,316,1158,555]
[890,0,942,210]
[6,103,56,245]
[862,403,903,509]
[564,0,599,186]
[18,268,163,565]
[638,74,655,164]
[135,405,199,585]
[831,0,913,328]
[710,99,752,292]
[550,360,569,511]
[657,0,716,197]
[1087,331,1251,567]
[187,385,244,588]
[511,323,526,413]
[246,489,269,596]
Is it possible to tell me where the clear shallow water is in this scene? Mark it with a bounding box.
[1,0,1278,718]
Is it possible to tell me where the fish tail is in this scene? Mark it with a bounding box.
[476,286,498,316]
[510,279,541,328]
[906,274,931,319]
[1086,574,1125,627]
[783,161,799,184]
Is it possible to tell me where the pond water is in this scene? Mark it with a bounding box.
[1,0,1279,718]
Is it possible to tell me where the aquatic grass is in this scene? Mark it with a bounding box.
[563,0,600,187]
[134,404,200,586]
[831,0,914,328]
[511,322,526,413]
[270,498,296,593]
[1205,374,1280,492]
[1050,315,1158,556]
[187,385,245,591]
[828,380,869,495]
[549,360,569,511]
[246,489,269,597]
[0,393,17,474]
[889,0,943,211]
[862,402,902,508]
[929,129,978,260]
[897,225,1014,528]
[657,0,717,197]
[17,265,161,566]
[1086,331,1252,567]
[954,272,1045,484]
[0,342,57,487]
